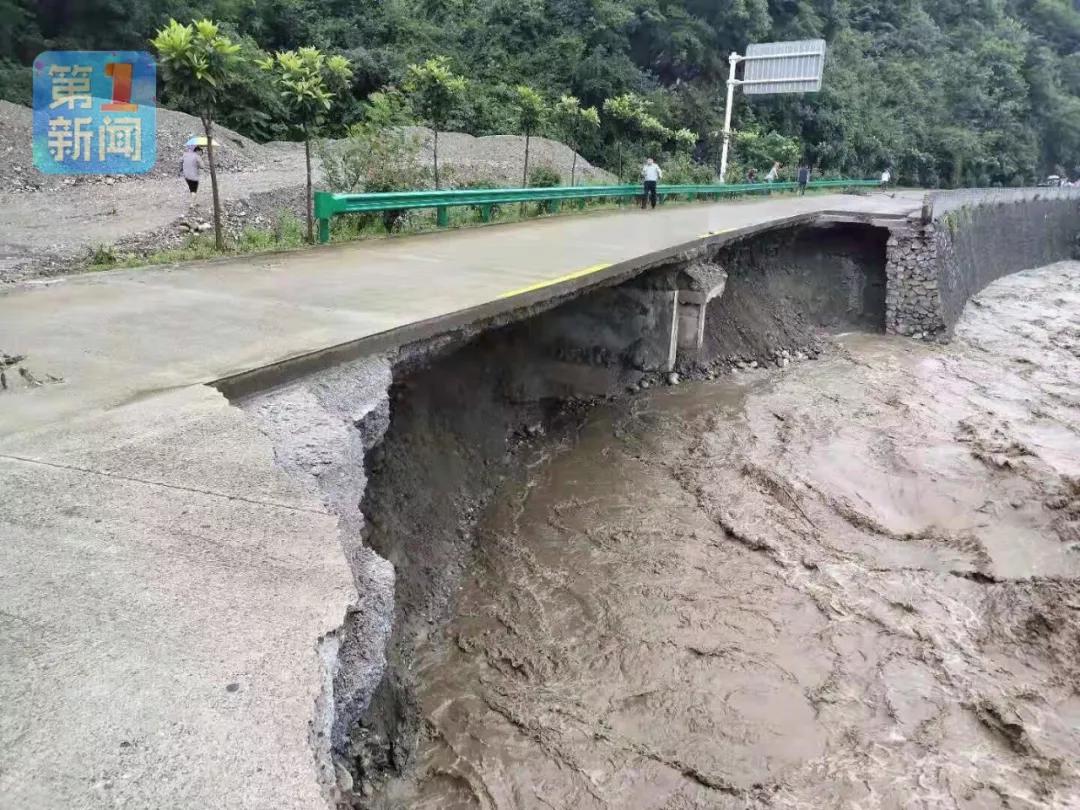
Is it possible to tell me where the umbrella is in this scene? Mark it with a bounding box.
[185,136,218,148]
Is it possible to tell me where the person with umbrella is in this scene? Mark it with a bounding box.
[181,136,212,210]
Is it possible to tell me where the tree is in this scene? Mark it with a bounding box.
[17,0,1080,187]
[672,127,697,156]
[151,18,242,251]
[603,93,649,177]
[639,112,672,159]
[359,88,415,129]
[733,127,801,180]
[260,47,353,243]
[402,56,467,189]
[514,84,546,187]
[553,94,600,186]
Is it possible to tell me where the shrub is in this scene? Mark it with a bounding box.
[88,244,117,268]
[319,126,428,194]
[662,155,717,186]
[528,164,562,188]
[527,164,563,213]
[319,125,428,233]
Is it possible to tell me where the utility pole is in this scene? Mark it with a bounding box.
[719,51,742,182]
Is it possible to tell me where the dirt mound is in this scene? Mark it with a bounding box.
[403,127,615,187]
[0,100,272,193]
[153,106,270,176]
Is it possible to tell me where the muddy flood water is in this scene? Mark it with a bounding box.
[375,262,1080,809]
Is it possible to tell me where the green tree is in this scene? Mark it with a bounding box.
[603,93,649,177]
[514,84,546,186]
[14,0,1080,188]
[553,94,600,186]
[672,127,697,156]
[151,18,242,251]
[402,56,467,189]
[733,127,801,181]
[359,88,415,129]
[639,112,672,159]
[260,47,353,242]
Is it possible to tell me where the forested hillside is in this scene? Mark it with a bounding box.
[4,0,1080,185]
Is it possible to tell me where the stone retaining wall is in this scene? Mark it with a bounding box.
[886,188,1080,338]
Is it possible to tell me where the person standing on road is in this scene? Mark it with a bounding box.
[765,161,781,183]
[641,157,662,210]
[797,163,811,195]
[880,166,892,190]
[182,146,202,209]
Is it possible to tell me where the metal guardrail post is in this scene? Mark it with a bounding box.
[437,206,449,227]
[318,217,330,244]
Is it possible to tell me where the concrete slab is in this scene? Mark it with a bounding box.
[0,387,355,810]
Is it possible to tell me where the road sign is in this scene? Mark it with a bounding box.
[718,39,828,179]
[742,39,826,95]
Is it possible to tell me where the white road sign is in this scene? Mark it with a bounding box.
[742,39,827,95]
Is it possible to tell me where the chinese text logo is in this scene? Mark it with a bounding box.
[33,51,157,175]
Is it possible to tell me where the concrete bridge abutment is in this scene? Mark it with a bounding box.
[511,255,730,377]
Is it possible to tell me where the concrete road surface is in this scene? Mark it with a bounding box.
[0,192,922,809]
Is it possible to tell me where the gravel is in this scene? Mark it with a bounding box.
[0,100,274,194]
[402,127,613,186]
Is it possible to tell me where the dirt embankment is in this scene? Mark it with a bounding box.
[692,222,890,373]
[350,259,1080,808]
[340,325,610,799]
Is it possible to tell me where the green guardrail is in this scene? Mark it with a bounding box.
[313,179,881,243]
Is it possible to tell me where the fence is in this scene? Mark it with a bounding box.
[313,179,881,243]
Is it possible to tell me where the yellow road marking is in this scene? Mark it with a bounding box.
[497,262,613,300]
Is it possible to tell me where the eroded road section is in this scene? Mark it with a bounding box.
[376,262,1080,809]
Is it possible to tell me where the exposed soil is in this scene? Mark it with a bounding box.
[362,261,1080,808]
[691,222,890,374]
[340,328,612,800]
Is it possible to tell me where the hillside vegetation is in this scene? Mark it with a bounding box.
[3,0,1080,186]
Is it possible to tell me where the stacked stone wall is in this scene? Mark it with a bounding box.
[885,224,944,338]
[886,189,1080,339]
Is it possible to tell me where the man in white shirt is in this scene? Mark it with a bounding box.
[880,167,891,189]
[641,157,662,209]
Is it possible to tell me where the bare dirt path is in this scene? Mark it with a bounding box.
[0,164,308,279]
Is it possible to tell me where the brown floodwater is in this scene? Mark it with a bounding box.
[375,262,1080,809]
